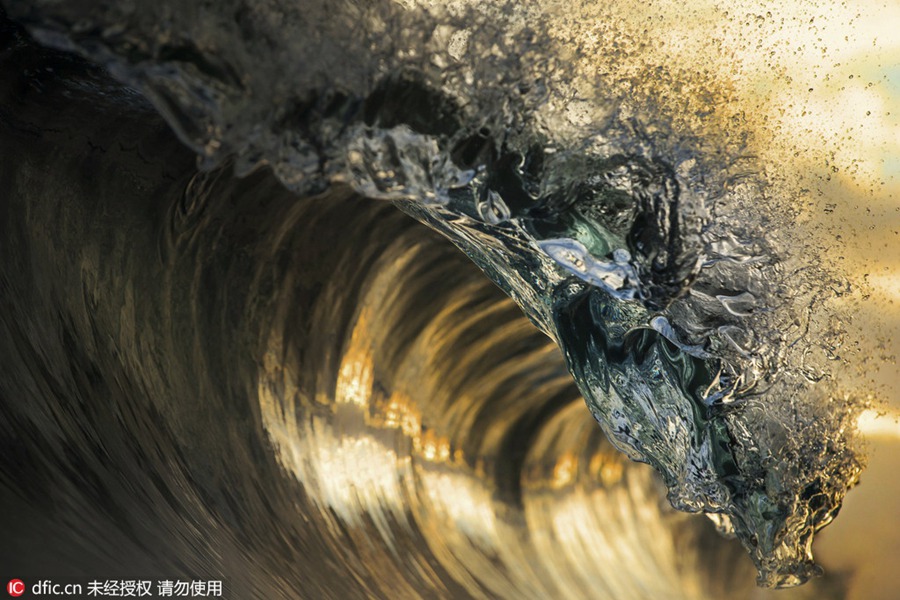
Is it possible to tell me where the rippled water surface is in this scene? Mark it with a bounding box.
[1,1,898,598]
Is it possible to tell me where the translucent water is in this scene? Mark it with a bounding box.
[3,0,866,587]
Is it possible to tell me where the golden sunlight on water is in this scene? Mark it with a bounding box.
[4,2,898,595]
[254,231,736,598]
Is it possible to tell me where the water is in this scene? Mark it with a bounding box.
[0,1,872,594]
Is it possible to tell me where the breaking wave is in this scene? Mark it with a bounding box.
[0,1,872,597]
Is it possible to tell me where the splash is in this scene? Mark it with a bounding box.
[3,0,868,587]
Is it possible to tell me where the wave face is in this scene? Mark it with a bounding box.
[0,1,865,595]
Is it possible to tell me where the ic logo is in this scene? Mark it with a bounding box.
[6,580,24,597]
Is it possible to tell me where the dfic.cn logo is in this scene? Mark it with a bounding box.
[7,580,24,597]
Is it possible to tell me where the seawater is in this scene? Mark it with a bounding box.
[1,0,887,594]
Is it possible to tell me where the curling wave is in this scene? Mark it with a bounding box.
[0,2,868,597]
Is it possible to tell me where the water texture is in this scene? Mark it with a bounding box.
[0,0,867,593]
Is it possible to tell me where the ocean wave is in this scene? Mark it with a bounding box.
[0,3,872,596]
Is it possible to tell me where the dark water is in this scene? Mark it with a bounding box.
[0,2,865,597]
